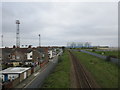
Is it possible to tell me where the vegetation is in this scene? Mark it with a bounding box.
[73,51,118,88]
[69,47,98,49]
[2,64,11,70]
[42,50,71,88]
[87,50,119,59]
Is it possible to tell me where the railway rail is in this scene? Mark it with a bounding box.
[69,50,100,88]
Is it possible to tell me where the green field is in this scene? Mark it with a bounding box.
[87,50,119,59]
[42,50,71,88]
[73,51,118,88]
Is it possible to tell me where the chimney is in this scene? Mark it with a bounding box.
[28,45,32,48]
[13,45,16,48]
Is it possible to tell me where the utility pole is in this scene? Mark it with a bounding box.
[16,20,20,48]
[39,34,41,47]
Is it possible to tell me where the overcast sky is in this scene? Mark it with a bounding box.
[1,2,118,47]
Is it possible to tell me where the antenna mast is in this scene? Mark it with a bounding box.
[16,20,20,48]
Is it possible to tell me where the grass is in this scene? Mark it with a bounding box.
[87,50,119,59]
[73,51,118,88]
[2,64,9,70]
[42,50,71,88]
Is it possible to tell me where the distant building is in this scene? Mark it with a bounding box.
[67,42,91,48]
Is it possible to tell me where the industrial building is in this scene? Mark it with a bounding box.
[67,42,91,48]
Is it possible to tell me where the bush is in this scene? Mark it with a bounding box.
[106,55,116,61]
[106,56,111,61]
[92,49,95,52]
[58,57,62,63]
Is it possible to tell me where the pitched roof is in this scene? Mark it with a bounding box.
[36,48,45,53]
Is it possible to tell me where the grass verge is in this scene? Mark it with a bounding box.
[42,50,71,88]
[73,51,118,88]
[87,50,119,59]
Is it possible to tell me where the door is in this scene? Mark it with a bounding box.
[4,74,8,81]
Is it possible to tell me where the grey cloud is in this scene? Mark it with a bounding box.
[2,2,118,47]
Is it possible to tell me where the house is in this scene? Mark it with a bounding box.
[5,60,22,67]
[23,60,34,66]
[2,48,13,63]
[36,47,49,67]
[5,48,37,66]
[36,47,48,63]
[48,50,53,59]
[2,47,49,67]
[48,47,58,59]
[10,48,28,60]
[27,50,33,60]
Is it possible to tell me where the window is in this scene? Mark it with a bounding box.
[12,76,15,79]
[30,55,32,58]
[16,56,20,59]
[8,55,11,58]
[42,54,45,57]
[12,55,15,59]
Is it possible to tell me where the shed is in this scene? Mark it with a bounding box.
[0,67,31,82]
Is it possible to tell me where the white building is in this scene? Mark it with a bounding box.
[48,50,53,59]
[27,51,33,60]
[67,42,91,48]
[0,67,31,82]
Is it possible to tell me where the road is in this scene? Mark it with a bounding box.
[23,52,62,88]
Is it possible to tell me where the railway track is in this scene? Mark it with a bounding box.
[69,50,99,88]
